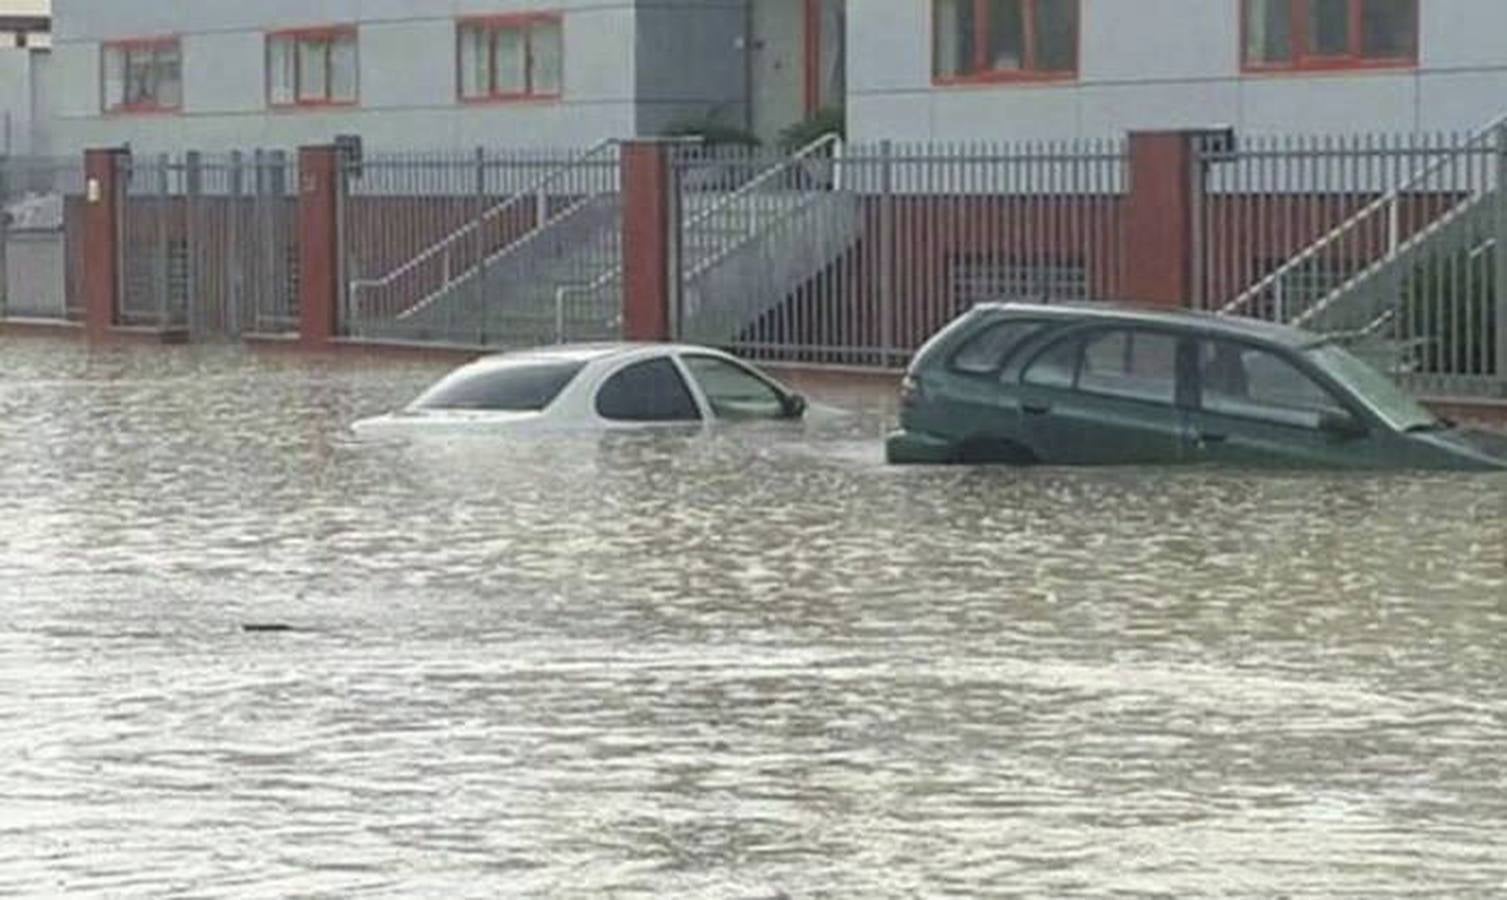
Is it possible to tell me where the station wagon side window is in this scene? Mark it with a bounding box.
[950,319,1049,374]
[1199,340,1348,428]
[680,355,787,419]
[1077,329,1180,404]
[595,358,701,422]
[1020,333,1081,389]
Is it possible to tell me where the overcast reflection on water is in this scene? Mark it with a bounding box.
[2,336,1506,898]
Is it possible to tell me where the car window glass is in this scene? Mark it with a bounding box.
[1077,329,1179,404]
[1021,334,1080,389]
[595,358,701,422]
[951,320,1047,374]
[681,356,787,419]
[1201,341,1346,428]
[410,359,586,411]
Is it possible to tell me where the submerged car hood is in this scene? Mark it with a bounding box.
[351,408,546,437]
[1412,426,1507,470]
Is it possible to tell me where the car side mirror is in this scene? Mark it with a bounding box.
[1319,410,1367,440]
[783,392,808,419]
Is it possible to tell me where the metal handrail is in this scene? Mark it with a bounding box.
[680,133,843,232]
[1293,188,1496,327]
[349,138,617,293]
[685,189,836,284]
[395,190,619,322]
[1221,113,1507,317]
[554,270,623,343]
[546,135,845,343]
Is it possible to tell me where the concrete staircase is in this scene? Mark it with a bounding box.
[679,189,862,344]
[1222,119,1507,384]
[348,135,860,350]
[675,135,860,345]
[359,192,623,346]
[1296,190,1494,335]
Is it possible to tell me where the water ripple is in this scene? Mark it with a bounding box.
[2,337,1506,897]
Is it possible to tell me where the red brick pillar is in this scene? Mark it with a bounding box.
[297,145,340,349]
[620,141,672,341]
[81,148,128,341]
[1123,131,1200,308]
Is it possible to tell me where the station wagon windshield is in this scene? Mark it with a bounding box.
[409,360,587,411]
[1306,343,1438,432]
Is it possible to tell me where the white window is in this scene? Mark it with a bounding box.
[458,15,564,101]
[102,40,181,112]
[268,28,358,107]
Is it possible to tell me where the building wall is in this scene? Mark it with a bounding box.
[46,0,741,154]
[849,0,1507,143]
[0,45,48,155]
[633,0,746,138]
[27,47,50,155]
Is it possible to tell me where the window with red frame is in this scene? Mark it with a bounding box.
[268,28,358,107]
[458,15,563,101]
[932,0,1078,82]
[1244,0,1417,70]
[102,39,181,112]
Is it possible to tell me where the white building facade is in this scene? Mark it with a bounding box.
[849,0,1507,143]
[46,0,846,154]
[42,1,1507,155]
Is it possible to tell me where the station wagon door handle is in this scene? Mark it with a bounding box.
[1021,402,1052,416]
[1198,432,1229,445]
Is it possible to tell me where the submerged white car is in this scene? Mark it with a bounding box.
[351,343,809,438]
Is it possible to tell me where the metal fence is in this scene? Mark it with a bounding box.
[1200,127,1507,395]
[118,151,299,336]
[673,138,1128,367]
[341,142,622,346]
[0,155,85,322]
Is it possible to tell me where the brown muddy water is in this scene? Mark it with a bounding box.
[2,336,1506,898]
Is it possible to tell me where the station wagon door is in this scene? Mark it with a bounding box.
[1188,339,1372,468]
[1016,328,1195,466]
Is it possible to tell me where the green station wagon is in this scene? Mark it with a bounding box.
[886,302,1507,470]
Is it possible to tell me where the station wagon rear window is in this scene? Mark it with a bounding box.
[410,359,585,411]
[951,319,1048,373]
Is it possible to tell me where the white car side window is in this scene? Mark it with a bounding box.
[595,358,702,422]
[680,356,787,420]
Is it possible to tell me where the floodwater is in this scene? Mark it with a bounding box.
[3,336,1507,898]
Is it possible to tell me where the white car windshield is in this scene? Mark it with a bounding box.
[409,360,586,411]
[1306,343,1439,432]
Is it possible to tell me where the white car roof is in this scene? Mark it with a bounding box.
[469,343,732,367]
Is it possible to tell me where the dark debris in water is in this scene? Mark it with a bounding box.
[240,623,297,634]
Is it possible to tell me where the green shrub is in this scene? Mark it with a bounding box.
[661,116,760,148]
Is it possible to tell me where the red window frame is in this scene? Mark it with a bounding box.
[1240,0,1418,74]
[266,25,359,109]
[456,13,564,103]
[101,36,181,115]
[932,0,1080,86]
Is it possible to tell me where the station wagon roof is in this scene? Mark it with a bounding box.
[978,301,1324,349]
